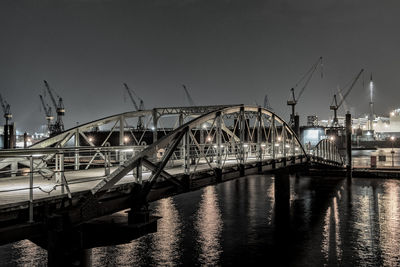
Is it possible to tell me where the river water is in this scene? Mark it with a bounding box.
[1,174,400,266]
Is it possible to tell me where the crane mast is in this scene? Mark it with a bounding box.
[39,94,54,133]
[330,69,364,127]
[123,83,144,129]
[263,94,272,110]
[43,80,65,133]
[287,56,323,127]
[0,93,12,126]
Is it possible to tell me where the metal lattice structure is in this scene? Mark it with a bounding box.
[0,105,344,225]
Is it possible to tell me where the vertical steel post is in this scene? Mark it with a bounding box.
[283,125,287,166]
[136,159,142,184]
[271,115,276,160]
[29,156,34,223]
[346,113,352,179]
[119,115,125,164]
[240,107,245,165]
[184,128,190,175]
[152,109,158,143]
[200,124,205,155]
[104,149,110,176]
[216,112,222,168]
[257,108,262,162]
[179,113,184,163]
[60,152,65,194]
[55,153,61,183]
[74,128,80,170]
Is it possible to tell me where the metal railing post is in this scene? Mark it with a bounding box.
[271,115,276,160]
[257,108,262,162]
[29,156,34,223]
[216,112,222,168]
[119,115,125,165]
[74,128,80,170]
[104,148,110,176]
[240,107,245,165]
[184,129,190,175]
[60,152,65,195]
[137,160,142,184]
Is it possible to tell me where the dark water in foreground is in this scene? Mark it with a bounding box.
[1,175,400,266]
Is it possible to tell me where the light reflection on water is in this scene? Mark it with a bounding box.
[3,175,400,266]
[195,186,222,266]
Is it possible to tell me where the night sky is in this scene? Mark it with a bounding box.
[1,0,400,132]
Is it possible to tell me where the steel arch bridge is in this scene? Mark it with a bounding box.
[0,104,344,246]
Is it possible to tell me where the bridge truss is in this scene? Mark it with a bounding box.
[0,105,343,225]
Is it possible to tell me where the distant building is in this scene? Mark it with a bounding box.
[307,115,318,126]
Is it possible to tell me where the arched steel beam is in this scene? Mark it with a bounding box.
[89,105,308,195]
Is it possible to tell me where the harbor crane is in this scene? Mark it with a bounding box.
[0,93,12,126]
[182,84,196,106]
[263,94,272,110]
[330,69,364,127]
[39,94,54,134]
[287,56,323,127]
[123,83,144,129]
[43,80,65,133]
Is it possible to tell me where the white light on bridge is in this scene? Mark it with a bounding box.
[330,136,335,141]
[391,111,395,117]
[88,137,94,142]
[391,136,396,141]
[277,137,282,142]
[124,136,129,143]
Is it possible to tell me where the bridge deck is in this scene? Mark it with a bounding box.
[0,156,274,212]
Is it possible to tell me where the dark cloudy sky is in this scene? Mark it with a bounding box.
[1,0,400,132]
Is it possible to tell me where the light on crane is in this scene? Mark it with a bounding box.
[287,56,323,127]
[330,69,364,127]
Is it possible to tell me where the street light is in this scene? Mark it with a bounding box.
[391,136,396,167]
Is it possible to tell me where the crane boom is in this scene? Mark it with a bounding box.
[182,84,196,106]
[39,95,52,118]
[337,69,364,108]
[287,56,323,127]
[43,80,58,110]
[123,83,139,111]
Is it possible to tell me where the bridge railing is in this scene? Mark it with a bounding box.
[310,138,344,166]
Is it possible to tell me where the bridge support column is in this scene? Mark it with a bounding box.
[346,112,352,181]
[274,168,291,258]
[274,168,290,229]
[46,217,91,267]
